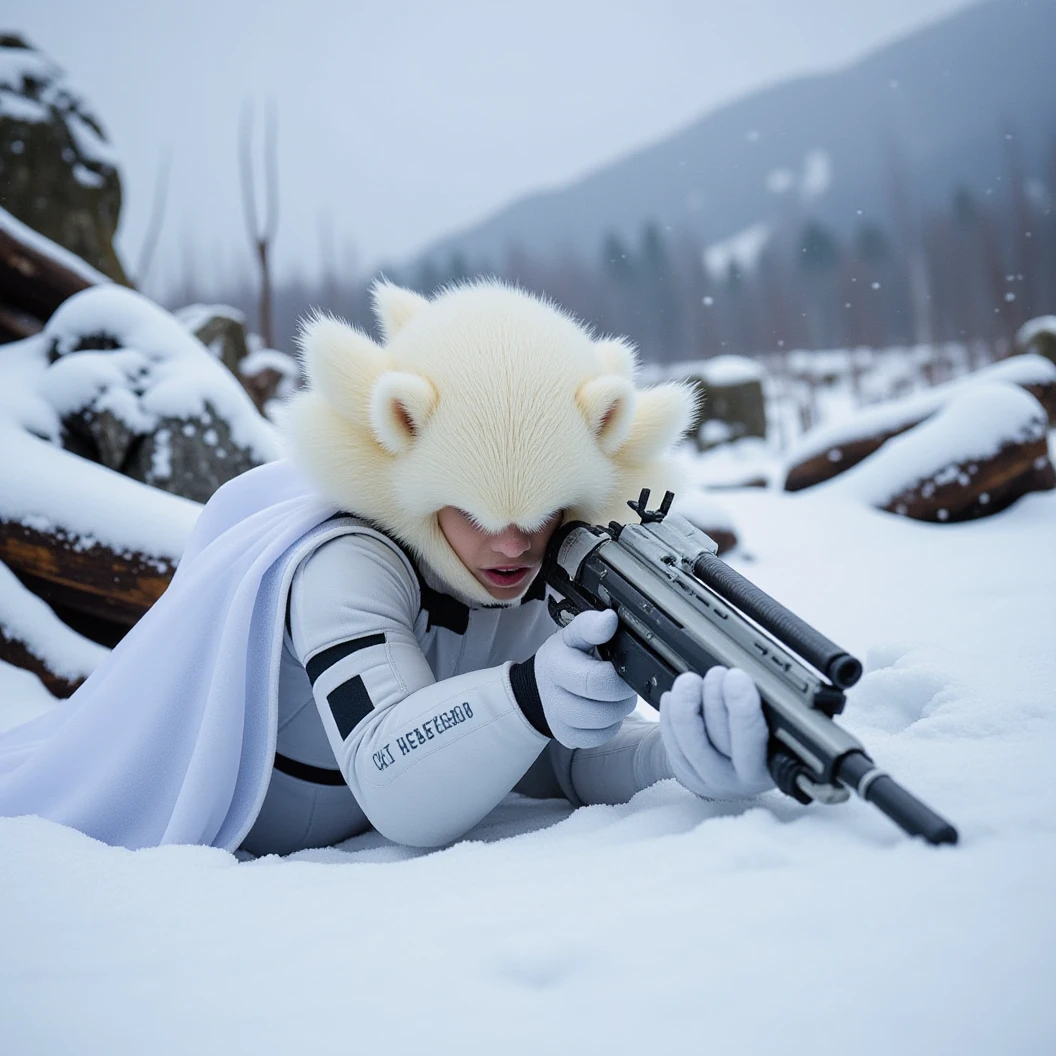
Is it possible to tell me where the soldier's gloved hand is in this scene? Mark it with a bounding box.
[533,609,638,749]
[659,667,775,799]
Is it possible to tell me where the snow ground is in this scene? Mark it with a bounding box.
[2,467,1054,1054]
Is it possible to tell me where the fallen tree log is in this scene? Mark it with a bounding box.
[0,207,102,333]
[0,560,108,698]
[819,383,1055,521]
[881,435,1055,522]
[0,630,82,697]
[0,518,175,627]
[784,354,1056,491]
[0,300,44,342]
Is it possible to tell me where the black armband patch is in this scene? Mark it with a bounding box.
[305,634,386,687]
[274,753,346,786]
[328,675,374,740]
[509,657,551,739]
[419,583,470,635]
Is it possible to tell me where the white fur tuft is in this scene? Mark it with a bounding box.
[296,314,387,423]
[592,337,638,379]
[371,280,429,343]
[616,382,698,465]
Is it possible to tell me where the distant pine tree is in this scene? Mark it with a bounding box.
[638,223,681,360]
[799,221,840,273]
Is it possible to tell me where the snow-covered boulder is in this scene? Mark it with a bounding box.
[819,382,1054,521]
[176,304,250,377]
[678,355,767,452]
[41,286,282,503]
[0,35,126,282]
[784,354,1056,491]
[1016,315,1056,368]
[176,304,300,417]
[239,336,300,419]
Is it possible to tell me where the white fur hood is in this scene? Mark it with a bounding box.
[281,280,696,605]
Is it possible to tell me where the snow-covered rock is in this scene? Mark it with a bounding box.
[176,303,300,417]
[239,333,300,419]
[1015,315,1056,366]
[672,355,767,452]
[0,35,126,282]
[41,286,282,502]
[175,303,250,376]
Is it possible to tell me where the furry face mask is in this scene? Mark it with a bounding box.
[281,280,697,605]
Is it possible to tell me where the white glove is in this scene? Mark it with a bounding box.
[659,667,775,799]
[533,609,638,749]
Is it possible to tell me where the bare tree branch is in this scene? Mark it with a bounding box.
[264,99,280,241]
[238,99,278,348]
[239,100,259,246]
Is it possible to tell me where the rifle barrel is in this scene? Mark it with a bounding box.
[691,552,862,689]
[837,751,958,845]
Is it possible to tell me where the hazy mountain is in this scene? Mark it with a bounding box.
[414,0,1056,272]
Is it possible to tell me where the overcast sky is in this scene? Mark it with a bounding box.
[9,0,978,293]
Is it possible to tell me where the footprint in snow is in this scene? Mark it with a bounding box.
[846,643,958,734]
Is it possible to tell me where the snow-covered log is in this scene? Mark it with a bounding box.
[819,383,1055,521]
[0,560,107,697]
[0,518,176,627]
[0,424,198,632]
[0,206,103,339]
[784,354,1056,491]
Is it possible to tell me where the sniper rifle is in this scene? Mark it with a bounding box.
[542,488,959,846]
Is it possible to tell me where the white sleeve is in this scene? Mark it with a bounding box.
[547,712,675,807]
[289,532,549,847]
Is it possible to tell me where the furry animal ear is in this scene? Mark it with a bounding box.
[577,375,636,455]
[615,382,699,464]
[297,313,387,422]
[593,337,638,379]
[371,280,430,344]
[369,371,438,455]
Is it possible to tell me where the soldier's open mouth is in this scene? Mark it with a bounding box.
[482,566,530,587]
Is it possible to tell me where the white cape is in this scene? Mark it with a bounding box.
[0,461,347,850]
